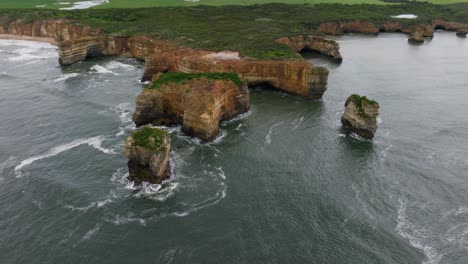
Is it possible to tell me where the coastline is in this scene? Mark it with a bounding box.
[0,34,56,45]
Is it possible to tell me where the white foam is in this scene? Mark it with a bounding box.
[221,109,253,126]
[392,14,418,19]
[105,61,135,70]
[293,116,304,130]
[54,73,80,82]
[109,214,146,226]
[90,64,119,75]
[14,136,115,176]
[377,117,382,124]
[396,200,444,264]
[60,0,109,10]
[265,121,284,145]
[338,133,346,138]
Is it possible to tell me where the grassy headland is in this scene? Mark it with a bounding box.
[1,3,468,59]
[150,73,243,90]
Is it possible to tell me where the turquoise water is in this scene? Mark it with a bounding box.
[0,32,467,263]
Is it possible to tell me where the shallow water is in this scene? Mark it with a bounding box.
[0,32,467,264]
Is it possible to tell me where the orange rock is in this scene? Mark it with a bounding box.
[275,35,342,61]
[133,77,250,141]
[143,49,329,99]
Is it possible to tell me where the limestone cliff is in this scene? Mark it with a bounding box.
[133,73,250,141]
[0,19,179,65]
[142,49,329,99]
[275,35,342,61]
[341,94,380,140]
[124,127,171,184]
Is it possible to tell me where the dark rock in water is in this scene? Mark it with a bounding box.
[341,94,380,140]
[456,28,468,37]
[133,73,250,142]
[124,127,171,184]
[408,29,425,43]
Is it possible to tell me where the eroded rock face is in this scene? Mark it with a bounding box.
[341,21,379,34]
[142,49,329,99]
[341,94,379,140]
[408,29,425,43]
[123,127,171,184]
[319,22,343,35]
[0,19,179,65]
[433,20,466,31]
[275,35,342,61]
[457,28,468,37]
[133,74,250,141]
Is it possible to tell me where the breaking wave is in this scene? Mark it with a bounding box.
[90,64,119,75]
[54,73,80,82]
[14,136,116,176]
[396,200,444,264]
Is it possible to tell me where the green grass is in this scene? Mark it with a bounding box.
[1,2,468,59]
[1,0,468,9]
[349,94,378,118]
[149,72,243,89]
[131,127,168,152]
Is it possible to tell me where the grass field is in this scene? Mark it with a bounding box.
[1,0,468,9]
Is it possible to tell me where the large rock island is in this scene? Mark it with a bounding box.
[124,127,171,184]
[133,72,250,141]
[341,94,380,140]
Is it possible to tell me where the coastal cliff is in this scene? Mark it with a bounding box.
[133,73,250,141]
[0,19,330,99]
[142,49,329,99]
[275,35,342,61]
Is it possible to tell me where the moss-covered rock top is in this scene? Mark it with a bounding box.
[348,94,379,118]
[131,127,168,152]
[149,72,243,90]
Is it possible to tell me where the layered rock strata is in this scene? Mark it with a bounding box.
[142,49,329,99]
[341,94,380,140]
[133,73,250,141]
[275,35,342,61]
[123,127,171,184]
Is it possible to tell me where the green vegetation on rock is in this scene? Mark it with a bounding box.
[131,127,168,152]
[1,3,468,59]
[349,94,379,118]
[149,72,243,90]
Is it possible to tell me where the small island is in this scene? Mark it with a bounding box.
[133,72,250,142]
[341,94,380,140]
[123,127,171,184]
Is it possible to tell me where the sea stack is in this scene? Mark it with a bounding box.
[124,127,171,184]
[408,29,425,43]
[133,72,250,141]
[456,28,468,37]
[341,94,380,140]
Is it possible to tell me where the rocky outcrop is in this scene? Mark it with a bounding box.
[142,49,329,99]
[123,127,171,184]
[341,21,379,34]
[275,35,342,61]
[341,94,379,140]
[432,20,466,31]
[457,28,468,37]
[0,19,179,65]
[408,28,425,43]
[133,73,250,141]
[319,22,343,35]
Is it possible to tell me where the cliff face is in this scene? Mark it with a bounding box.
[142,49,329,99]
[123,127,171,184]
[0,19,178,65]
[133,76,250,141]
[341,94,379,140]
[319,20,464,37]
[275,35,342,61]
